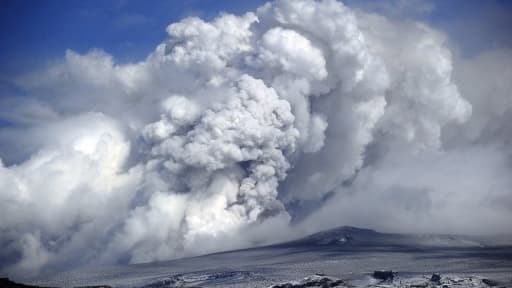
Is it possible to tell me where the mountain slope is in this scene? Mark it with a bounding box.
[21,226,512,288]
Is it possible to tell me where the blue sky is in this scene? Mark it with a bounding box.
[0,0,268,76]
[1,0,511,78]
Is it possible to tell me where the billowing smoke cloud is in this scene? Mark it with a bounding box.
[0,0,510,278]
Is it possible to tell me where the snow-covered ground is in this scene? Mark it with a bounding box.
[21,227,512,287]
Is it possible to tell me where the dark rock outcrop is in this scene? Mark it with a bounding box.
[430,273,441,284]
[0,278,58,288]
[482,278,499,286]
[372,270,395,281]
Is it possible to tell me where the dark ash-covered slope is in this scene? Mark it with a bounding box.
[20,227,512,288]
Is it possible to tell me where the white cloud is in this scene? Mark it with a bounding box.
[0,113,142,276]
[300,145,512,235]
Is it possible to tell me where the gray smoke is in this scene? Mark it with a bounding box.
[0,0,510,277]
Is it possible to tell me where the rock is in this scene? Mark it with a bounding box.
[372,270,394,281]
[0,278,60,288]
[141,275,196,288]
[430,273,441,284]
[271,284,294,288]
[482,278,499,286]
